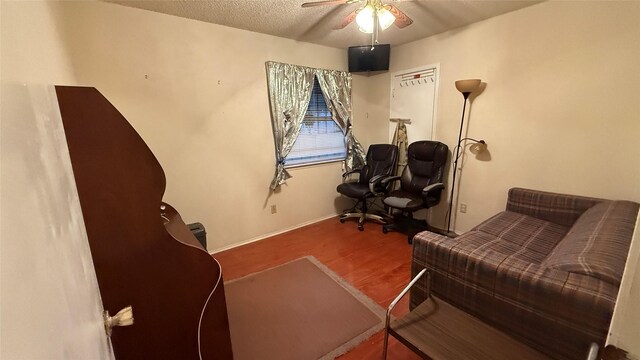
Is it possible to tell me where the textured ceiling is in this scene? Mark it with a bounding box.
[104,0,543,49]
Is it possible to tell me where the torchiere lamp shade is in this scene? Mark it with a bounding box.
[455,79,481,95]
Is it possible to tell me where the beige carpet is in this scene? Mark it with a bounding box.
[224,256,385,360]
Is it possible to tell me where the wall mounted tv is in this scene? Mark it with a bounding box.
[348,44,390,73]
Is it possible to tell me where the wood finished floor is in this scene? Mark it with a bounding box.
[214,217,422,360]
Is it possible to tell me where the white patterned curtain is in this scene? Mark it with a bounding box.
[266,61,315,190]
[315,69,366,172]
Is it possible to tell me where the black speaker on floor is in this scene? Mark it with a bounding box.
[187,222,207,250]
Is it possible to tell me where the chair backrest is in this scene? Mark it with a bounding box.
[359,144,399,184]
[400,141,448,195]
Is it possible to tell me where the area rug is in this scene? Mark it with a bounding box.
[224,256,385,360]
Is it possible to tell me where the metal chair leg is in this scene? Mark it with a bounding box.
[382,325,390,360]
[382,268,428,359]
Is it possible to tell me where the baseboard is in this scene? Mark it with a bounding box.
[209,214,338,254]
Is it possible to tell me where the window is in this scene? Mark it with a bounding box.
[285,77,346,167]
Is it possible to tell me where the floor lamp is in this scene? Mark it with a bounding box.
[446,79,481,235]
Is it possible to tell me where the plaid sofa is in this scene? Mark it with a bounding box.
[411,188,639,360]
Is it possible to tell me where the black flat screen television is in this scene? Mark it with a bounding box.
[348,44,390,73]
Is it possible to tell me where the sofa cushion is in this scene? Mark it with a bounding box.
[506,187,603,227]
[472,211,570,263]
[543,201,639,285]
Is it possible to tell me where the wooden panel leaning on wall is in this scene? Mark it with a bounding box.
[56,86,233,359]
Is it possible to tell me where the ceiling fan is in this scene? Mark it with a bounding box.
[301,0,413,36]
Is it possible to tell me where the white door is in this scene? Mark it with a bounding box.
[1,85,114,360]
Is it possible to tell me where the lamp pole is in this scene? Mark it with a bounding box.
[446,92,470,234]
[446,79,481,235]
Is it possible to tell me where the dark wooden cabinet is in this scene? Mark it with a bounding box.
[56,86,233,359]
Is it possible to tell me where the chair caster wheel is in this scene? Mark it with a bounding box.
[358,225,364,231]
[339,219,345,223]
[382,227,388,234]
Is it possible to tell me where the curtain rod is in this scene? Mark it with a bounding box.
[265,61,347,75]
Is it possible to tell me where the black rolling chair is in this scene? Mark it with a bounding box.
[382,141,449,243]
[337,144,398,231]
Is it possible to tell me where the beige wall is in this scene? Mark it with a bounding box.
[387,1,640,233]
[54,1,361,251]
[0,2,113,359]
[351,73,391,148]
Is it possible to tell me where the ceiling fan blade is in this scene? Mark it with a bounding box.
[387,4,413,28]
[302,0,349,8]
[334,10,357,30]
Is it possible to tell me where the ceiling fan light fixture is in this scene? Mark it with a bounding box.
[377,7,395,30]
[356,5,375,33]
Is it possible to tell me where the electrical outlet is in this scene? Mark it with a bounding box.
[270,205,277,214]
[460,203,468,213]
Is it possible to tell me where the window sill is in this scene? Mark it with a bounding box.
[284,158,344,170]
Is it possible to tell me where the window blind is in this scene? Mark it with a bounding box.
[285,79,346,167]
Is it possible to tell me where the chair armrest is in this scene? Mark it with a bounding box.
[385,268,429,327]
[369,174,387,184]
[383,268,430,358]
[380,176,401,186]
[368,174,394,194]
[342,169,361,178]
[506,187,603,227]
[422,182,444,197]
[341,168,361,184]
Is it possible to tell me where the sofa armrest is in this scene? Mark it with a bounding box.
[409,231,450,308]
[506,187,603,227]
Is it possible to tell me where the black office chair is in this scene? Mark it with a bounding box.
[382,141,449,243]
[337,144,398,231]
